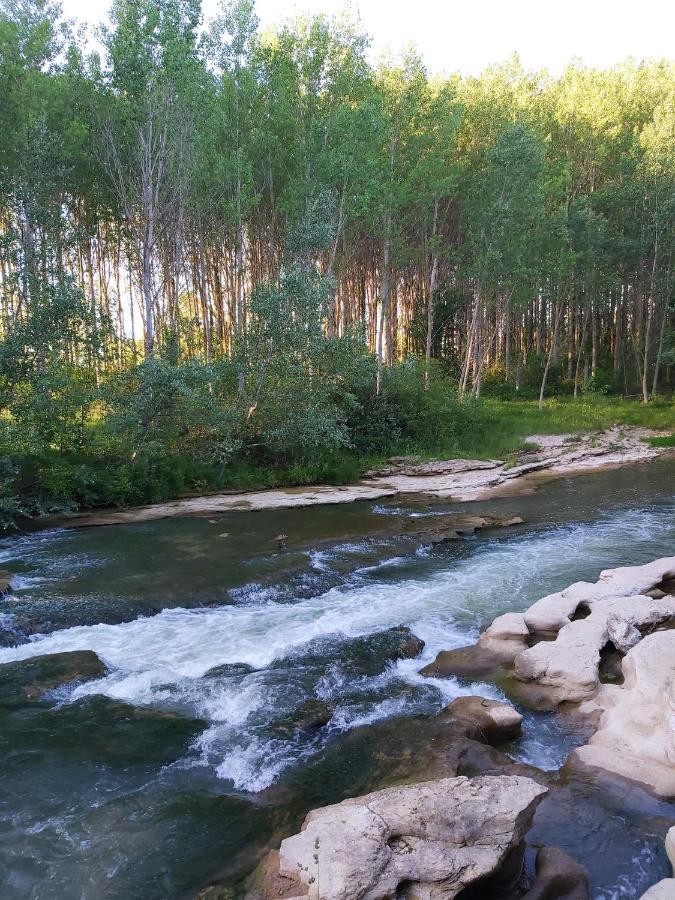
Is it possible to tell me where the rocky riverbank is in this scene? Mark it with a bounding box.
[63,426,669,527]
[242,556,675,899]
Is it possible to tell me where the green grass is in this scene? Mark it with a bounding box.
[420,396,675,459]
[647,432,675,448]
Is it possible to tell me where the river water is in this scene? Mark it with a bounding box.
[0,458,674,898]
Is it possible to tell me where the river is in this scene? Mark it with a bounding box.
[0,457,674,898]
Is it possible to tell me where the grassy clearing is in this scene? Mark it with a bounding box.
[475,396,674,459]
[408,396,675,463]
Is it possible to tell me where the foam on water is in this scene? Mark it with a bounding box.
[0,504,673,791]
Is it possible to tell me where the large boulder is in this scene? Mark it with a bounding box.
[571,631,675,797]
[420,613,529,680]
[248,775,546,900]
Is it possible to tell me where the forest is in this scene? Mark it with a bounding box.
[0,0,673,524]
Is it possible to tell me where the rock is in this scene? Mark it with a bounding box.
[387,625,425,660]
[0,570,13,595]
[521,847,589,899]
[412,515,524,547]
[480,611,530,656]
[441,696,523,742]
[607,614,641,653]
[248,774,546,900]
[421,613,528,681]
[423,557,675,709]
[524,557,675,635]
[0,650,107,708]
[640,880,675,899]
[196,887,236,900]
[666,826,675,871]
[246,850,304,900]
[571,631,675,796]
[514,594,675,705]
[204,662,256,678]
[274,627,425,681]
[280,699,333,733]
[420,643,510,680]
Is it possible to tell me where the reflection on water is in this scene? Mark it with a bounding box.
[0,457,673,897]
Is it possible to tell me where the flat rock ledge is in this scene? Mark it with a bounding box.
[422,557,675,710]
[247,774,546,900]
[63,425,668,527]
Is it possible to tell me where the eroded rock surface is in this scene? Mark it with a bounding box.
[514,593,675,705]
[420,612,529,680]
[423,557,675,710]
[248,775,546,900]
[409,514,524,546]
[571,630,675,797]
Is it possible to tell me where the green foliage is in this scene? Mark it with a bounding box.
[0,0,672,527]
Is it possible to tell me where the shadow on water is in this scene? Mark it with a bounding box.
[0,456,672,897]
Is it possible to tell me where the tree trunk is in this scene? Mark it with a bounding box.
[539,298,562,409]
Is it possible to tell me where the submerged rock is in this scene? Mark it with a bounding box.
[410,514,524,546]
[280,699,334,733]
[0,570,13,595]
[522,847,589,900]
[0,650,107,709]
[248,774,546,900]
[276,626,425,680]
[571,630,675,797]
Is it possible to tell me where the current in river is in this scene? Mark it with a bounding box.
[0,458,674,898]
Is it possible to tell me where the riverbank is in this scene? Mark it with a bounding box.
[64,425,672,527]
[0,462,673,897]
[248,556,675,899]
